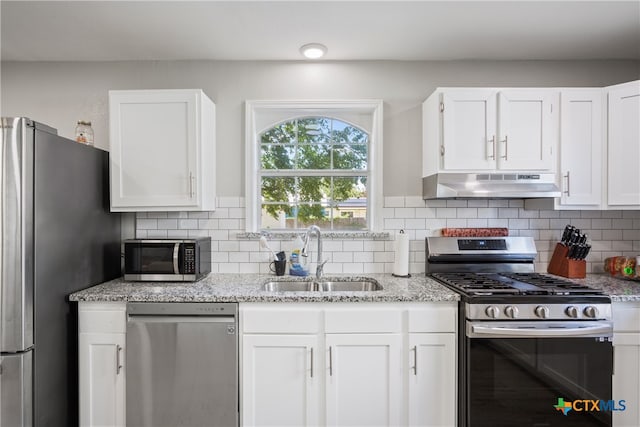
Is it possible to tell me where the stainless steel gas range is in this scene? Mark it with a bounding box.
[426,236,613,427]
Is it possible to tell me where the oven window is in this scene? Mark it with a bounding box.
[467,338,612,427]
[125,243,177,274]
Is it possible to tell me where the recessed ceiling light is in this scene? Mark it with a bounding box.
[300,43,327,59]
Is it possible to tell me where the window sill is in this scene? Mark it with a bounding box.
[237,231,391,240]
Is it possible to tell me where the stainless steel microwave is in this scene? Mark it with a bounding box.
[124,238,211,281]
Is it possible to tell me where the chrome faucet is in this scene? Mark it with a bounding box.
[301,225,327,279]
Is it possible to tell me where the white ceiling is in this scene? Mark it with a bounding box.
[2,1,639,62]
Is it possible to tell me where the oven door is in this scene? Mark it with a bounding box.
[464,321,614,427]
[124,241,183,280]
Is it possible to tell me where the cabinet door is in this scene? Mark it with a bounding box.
[325,333,402,427]
[613,333,640,427]
[109,90,201,210]
[408,333,456,427]
[441,90,497,170]
[498,90,555,170]
[607,81,640,207]
[559,90,603,206]
[79,333,125,427]
[242,334,320,427]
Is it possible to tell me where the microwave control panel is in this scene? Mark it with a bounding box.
[184,244,196,273]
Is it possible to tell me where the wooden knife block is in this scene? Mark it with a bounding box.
[547,243,586,279]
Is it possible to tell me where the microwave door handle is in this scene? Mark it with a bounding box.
[173,243,180,274]
[470,323,612,338]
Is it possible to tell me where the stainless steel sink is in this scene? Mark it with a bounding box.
[319,280,382,291]
[262,281,317,292]
[262,278,382,292]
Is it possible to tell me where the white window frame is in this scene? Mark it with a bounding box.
[245,99,383,232]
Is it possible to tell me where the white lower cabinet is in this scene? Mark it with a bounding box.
[242,334,321,426]
[325,333,403,426]
[613,302,640,427]
[240,302,457,427]
[78,302,127,427]
[408,333,457,427]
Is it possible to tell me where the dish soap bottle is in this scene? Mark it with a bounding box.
[289,235,308,276]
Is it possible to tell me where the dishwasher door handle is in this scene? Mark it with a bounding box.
[128,315,236,324]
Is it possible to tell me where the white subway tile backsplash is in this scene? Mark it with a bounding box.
[178,219,198,229]
[384,196,405,208]
[136,197,640,275]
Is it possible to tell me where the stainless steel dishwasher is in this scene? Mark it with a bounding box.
[126,302,238,427]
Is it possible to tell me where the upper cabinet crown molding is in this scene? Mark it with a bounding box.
[423,88,557,176]
[109,89,216,212]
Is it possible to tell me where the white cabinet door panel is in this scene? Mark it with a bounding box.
[559,90,603,206]
[608,81,640,207]
[242,334,320,427]
[408,333,456,427]
[325,334,402,427]
[498,91,554,171]
[613,333,640,427]
[441,90,497,171]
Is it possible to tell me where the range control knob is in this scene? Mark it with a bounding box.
[565,306,579,318]
[583,306,599,319]
[535,305,550,319]
[504,306,519,319]
[485,306,500,319]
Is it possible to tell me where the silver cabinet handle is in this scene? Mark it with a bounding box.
[329,346,333,376]
[116,345,123,375]
[500,135,508,159]
[189,172,195,198]
[563,171,571,197]
[411,346,418,376]
[487,135,496,160]
[310,347,314,378]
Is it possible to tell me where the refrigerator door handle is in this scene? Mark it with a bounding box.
[0,352,33,426]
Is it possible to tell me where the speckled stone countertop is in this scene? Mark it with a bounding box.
[69,273,460,303]
[571,274,640,302]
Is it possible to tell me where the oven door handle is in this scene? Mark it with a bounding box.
[469,323,612,338]
[173,243,181,274]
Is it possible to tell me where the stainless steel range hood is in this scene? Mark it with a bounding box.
[422,172,561,199]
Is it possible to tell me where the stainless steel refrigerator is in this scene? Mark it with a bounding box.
[1,117,121,426]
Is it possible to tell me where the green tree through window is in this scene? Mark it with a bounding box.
[260,117,369,230]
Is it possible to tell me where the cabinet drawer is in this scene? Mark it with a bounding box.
[613,302,640,332]
[241,304,322,333]
[325,304,403,333]
[78,302,127,334]
[407,302,457,333]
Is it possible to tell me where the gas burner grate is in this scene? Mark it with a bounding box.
[501,273,604,295]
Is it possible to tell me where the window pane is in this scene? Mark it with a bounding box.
[298,144,331,169]
[296,203,331,229]
[332,144,368,170]
[261,203,294,229]
[261,145,296,170]
[261,177,296,203]
[261,122,297,144]
[298,118,330,144]
[298,177,328,202]
[332,176,367,230]
[330,120,369,144]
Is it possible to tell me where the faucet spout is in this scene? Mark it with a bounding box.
[301,225,324,279]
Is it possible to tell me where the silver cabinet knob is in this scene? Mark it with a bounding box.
[535,305,550,319]
[565,306,579,318]
[504,306,519,319]
[583,306,599,319]
[485,306,500,319]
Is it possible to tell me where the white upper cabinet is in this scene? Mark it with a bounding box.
[109,89,216,211]
[558,89,603,207]
[606,80,640,208]
[423,88,557,175]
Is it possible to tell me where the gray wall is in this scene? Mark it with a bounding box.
[2,59,639,196]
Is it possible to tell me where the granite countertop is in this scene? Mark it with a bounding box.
[572,274,640,302]
[68,273,640,304]
[69,273,460,303]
